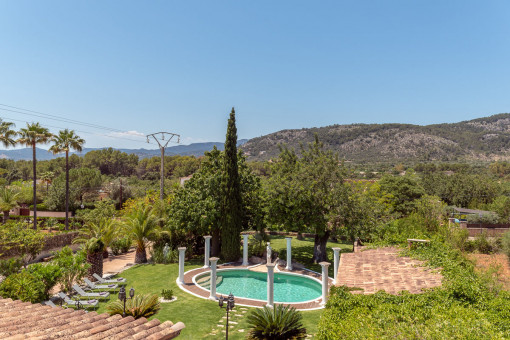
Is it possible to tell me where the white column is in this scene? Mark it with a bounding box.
[209,257,219,300]
[178,247,186,285]
[285,237,292,270]
[266,242,272,264]
[332,247,341,284]
[203,235,212,268]
[242,234,249,266]
[320,262,330,306]
[266,263,275,308]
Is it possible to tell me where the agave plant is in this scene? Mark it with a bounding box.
[106,293,160,319]
[246,304,307,340]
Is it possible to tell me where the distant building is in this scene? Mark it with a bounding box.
[179,175,193,187]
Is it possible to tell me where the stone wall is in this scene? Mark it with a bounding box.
[0,231,79,259]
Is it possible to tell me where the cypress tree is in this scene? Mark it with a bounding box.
[220,107,243,261]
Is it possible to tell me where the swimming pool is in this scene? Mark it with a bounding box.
[195,269,322,303]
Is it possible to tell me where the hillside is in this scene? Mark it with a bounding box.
[241,114,510,163]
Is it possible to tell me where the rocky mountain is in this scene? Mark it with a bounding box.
[240,114,510,163]
[0,140,248,161]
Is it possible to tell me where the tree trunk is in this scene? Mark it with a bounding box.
[65,150,69,230]
[103,248,109,259]
[87,251,103,280]
[134,245,147,263]
[211,227,221,257]
[312,230,330,263]
[32,142,37,230]
[2,211,8,223]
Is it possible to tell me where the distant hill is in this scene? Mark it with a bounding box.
[0,139,248,161]
[240,114,510,163]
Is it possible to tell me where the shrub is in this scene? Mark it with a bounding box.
[0,257,23,277]
[467,212,500,224]
[246,304,306,340]
[106,293,160,319]
[111,237,132,255]
[0,271,45,303]
[502,230,510,260]
[473,231,497,254]
[161,289,173,300]
[26,263,62,299]
[447,227,469,251]
[52,246,89,293]
[149,244,178,264]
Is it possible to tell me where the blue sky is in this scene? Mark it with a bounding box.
[1,1,510,149]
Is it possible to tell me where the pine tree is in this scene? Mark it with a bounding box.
[220,108,243,261]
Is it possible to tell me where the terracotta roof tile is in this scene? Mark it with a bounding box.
[0,298,184,339]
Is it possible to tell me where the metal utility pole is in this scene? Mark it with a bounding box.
[146,132,180,200]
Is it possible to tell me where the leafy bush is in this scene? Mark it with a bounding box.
[467,212,500,224]
[26,263,62,299]
[52,246,89,293]
[472,231,500,254]
[502,230,510,260]
[161,289,173,300]
[447,227,470,251]
[111,237,132,256]
[248,232,269,257]
[149,244,178,264]
[0,257,23,277]
[246,304,306,340]
[0,271,46,303]
[106,293,160,319]
[0,221,44,267]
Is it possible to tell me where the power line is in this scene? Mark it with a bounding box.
[0,104,129,133]
[0,115,157,146]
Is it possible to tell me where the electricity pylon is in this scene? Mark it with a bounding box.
[146,132,180,200]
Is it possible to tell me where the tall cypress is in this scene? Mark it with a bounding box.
[220,107,243,261]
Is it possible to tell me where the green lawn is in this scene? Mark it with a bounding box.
[94,235,351,339]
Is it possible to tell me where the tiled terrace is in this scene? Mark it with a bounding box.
[0,297,184,339]
[336,247,443,294]
[179,262,332,310]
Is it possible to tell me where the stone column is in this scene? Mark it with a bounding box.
[209,257,219,300]
[266,242,272,264]
[178,247,186,285]
[266,263,275,308]
[285,237,292,270]
[242,234,249,266]
[320,262,330,306]
[332,248,341,284]
[203,235,212,268]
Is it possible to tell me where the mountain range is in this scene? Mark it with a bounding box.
[241,113,510,163]
[0,140,248,161]
[5,114,510,163]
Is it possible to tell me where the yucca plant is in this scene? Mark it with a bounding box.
[106,293,160,319]
[247,304,306,340]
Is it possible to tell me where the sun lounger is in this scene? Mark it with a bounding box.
[84,278,118,293]
[93,273,127,285]
[43,300,57,308]
[58,292,98,310]
[72,284,110,300]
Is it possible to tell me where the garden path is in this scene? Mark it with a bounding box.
[102,249,136,275]
[336,247,443,294]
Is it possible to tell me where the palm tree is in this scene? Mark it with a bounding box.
[16,123,53,229]
[40,171,55,194]
[0,187,19,223]
[123,206,159,263]
[74,218,121,258]
[49,129,85,229]
[0,119,17,147]
[246,304,306,340]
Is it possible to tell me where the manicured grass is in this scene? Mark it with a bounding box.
[95,235,351,338]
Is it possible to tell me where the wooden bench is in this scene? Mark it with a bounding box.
[407,238,430,249]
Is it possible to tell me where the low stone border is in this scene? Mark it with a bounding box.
[177,262,332,311]
[159,297,178,303]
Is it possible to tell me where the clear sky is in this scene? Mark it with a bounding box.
[2,1,510,149]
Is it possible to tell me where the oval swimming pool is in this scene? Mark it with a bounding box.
[195,269,322,303]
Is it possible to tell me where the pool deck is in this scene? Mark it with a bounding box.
[179,262,332,310]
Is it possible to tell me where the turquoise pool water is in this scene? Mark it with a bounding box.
[197,269,322,302]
